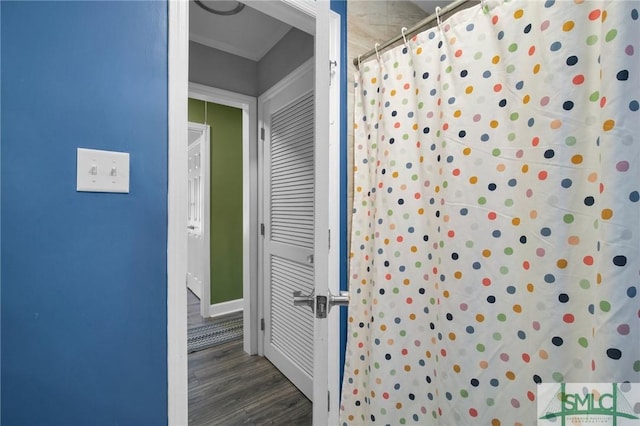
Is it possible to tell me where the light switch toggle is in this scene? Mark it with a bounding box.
[77,148,130,193]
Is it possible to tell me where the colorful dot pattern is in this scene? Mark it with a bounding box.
[341,0,640,424]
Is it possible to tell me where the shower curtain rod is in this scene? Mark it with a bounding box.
[353,0,473,69]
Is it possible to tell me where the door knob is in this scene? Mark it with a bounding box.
[330,290,349,308]
[187,225,195,230]
[292,290,349,318]
[293,290,315,313]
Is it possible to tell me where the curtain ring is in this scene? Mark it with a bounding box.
[435,6,443,28]
[374,43,381,61]
[357,54,362,69]
[401,27,408,46]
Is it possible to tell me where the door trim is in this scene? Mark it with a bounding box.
[168,1,189,424]
[189,83,258,354]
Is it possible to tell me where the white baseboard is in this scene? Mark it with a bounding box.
[208,298,244,318]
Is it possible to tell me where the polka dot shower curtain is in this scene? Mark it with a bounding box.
[341,0,639,424]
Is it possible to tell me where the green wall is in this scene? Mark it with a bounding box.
[188,98,243,305]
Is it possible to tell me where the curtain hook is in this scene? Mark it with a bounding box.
[435,6,443,28]
[401,27,408,46]
[374,43,381,61]
[357,54,362,69]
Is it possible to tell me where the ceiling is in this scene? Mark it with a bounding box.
[189,1,462,62]
[189,1,292,61]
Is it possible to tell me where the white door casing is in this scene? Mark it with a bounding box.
[312,5,342,425]
[260,60,315,400]
[168,1,189,423]
[187,122,210,318]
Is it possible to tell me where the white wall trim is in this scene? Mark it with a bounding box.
[167,0,189,424]
[188,82,259,356]
[208,299,244,318]
[189,83,256,111]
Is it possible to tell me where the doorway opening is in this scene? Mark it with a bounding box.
[186,89,251,336]
[168,2,344,424]
[180,2,318,424]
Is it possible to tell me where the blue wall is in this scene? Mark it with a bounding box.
[1,2,168,425]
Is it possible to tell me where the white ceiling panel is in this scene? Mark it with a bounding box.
[189,1,292,61]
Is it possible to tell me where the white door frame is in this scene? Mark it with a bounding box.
[167,1,189,423]
[189,83,258,354]
[167,1,325,424]
[187,121,211,318]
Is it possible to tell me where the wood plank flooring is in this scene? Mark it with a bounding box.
[188,291,312,425]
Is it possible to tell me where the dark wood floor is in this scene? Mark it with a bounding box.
[188,290,312,426]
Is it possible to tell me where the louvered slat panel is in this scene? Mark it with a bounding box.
[271,99,313,128]
[271,125,314,150]
[271,151,313,171]
[271,220,314,228]
[270,233,313,246]
[272,131,313,149]
[271,228,314,238]
[272,173,313,184]
[270,91,314,248]
[271,134,313,153]
[271,100,313,127]
[272,158,314,172]
[271,181,314,191]
[270,255,314,376]
[271,137,314,157]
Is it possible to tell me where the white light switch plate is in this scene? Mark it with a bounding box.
[77,148,130,193]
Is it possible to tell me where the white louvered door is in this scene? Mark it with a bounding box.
[261,61,315,400]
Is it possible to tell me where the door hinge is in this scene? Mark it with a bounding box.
[328,229,331,250]
[260,223,265,236]
[328,391,331,412]
[260,127,265,141]
[260,318,265,331]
